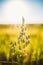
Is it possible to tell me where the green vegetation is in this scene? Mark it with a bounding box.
[0,25,43,65]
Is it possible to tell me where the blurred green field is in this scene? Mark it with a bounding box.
[0,24,43,65]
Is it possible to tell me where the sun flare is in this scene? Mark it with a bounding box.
[0,1,28,24]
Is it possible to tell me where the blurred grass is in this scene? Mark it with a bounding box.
[0,24,43,64]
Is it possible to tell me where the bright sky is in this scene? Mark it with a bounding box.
[0,0,43,24]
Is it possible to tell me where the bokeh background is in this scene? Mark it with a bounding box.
[0,24,43,65]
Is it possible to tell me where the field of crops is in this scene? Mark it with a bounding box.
[0,24,43,65]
